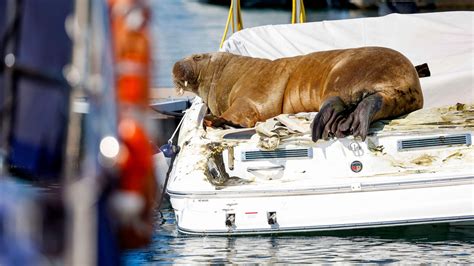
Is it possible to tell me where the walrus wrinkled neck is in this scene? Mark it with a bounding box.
[197,53,234,107]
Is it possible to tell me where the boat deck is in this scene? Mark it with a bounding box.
[168,100,473,196]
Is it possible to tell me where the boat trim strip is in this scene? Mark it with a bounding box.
[177,215,474,236]
[167,175,474,199]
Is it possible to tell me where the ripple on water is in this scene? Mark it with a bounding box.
[122,206,474,264]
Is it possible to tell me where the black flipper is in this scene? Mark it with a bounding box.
[337,93,383,141]
[311,94,384,142]
[311,96,347,142]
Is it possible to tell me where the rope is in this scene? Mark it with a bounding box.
[220,0,305,48]
[157,109,188,210]
[220,4,232,48]
[300,1,306,23]
[219,0,243,49]
[236,0,243,30]
[292,0,296,24]
[167,109,187,145]
[292,0,306,24]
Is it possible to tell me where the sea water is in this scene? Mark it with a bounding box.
[124,0,474,263]
[122,205,474,264]
[151,0,379,88]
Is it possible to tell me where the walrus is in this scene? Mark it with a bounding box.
[172,47,424,142]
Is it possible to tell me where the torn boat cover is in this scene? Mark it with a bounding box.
[166,12,474,235]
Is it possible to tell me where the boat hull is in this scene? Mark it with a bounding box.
[170,176,474,235]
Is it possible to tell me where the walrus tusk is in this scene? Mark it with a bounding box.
[176,81,187,96]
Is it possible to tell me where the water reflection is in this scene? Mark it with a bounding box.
[122,206,474,264]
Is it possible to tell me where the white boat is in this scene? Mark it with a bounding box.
[163,11,474,235]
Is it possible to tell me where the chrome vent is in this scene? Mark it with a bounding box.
[398,134,471,151]
[242,148,313,161]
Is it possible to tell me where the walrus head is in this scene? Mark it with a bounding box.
[172,53,212,96]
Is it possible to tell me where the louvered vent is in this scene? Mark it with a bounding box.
[242,148,313,161]
[398,134,471,151]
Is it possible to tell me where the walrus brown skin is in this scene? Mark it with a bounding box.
[172,47,423,142]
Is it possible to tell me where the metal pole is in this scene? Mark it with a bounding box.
[0,0,22,174]
[232,0,238,32]
[64,0,97,265]
[296,0,301,23]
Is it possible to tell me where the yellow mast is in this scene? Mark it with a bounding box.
[292,0,306,24]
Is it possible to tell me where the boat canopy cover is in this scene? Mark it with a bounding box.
[221,11,474,109]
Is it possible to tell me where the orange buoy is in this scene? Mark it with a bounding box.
[109,0,151,107]
[108,0,157,249]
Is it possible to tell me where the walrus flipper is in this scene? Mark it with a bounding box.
[204,114,229,128]
[337,94,383,141]
[311,96,348,142]
[220,99,260,128]
[312,94,383,142]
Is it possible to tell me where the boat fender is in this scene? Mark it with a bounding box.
[153,152,169,192]
[160,143,179,158]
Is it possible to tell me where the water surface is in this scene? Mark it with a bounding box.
[151,0,378,88]
[122,206,474,264]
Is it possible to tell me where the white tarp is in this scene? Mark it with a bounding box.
[221,11,474,109]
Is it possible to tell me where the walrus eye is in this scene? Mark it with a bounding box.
[193,55,203,61]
